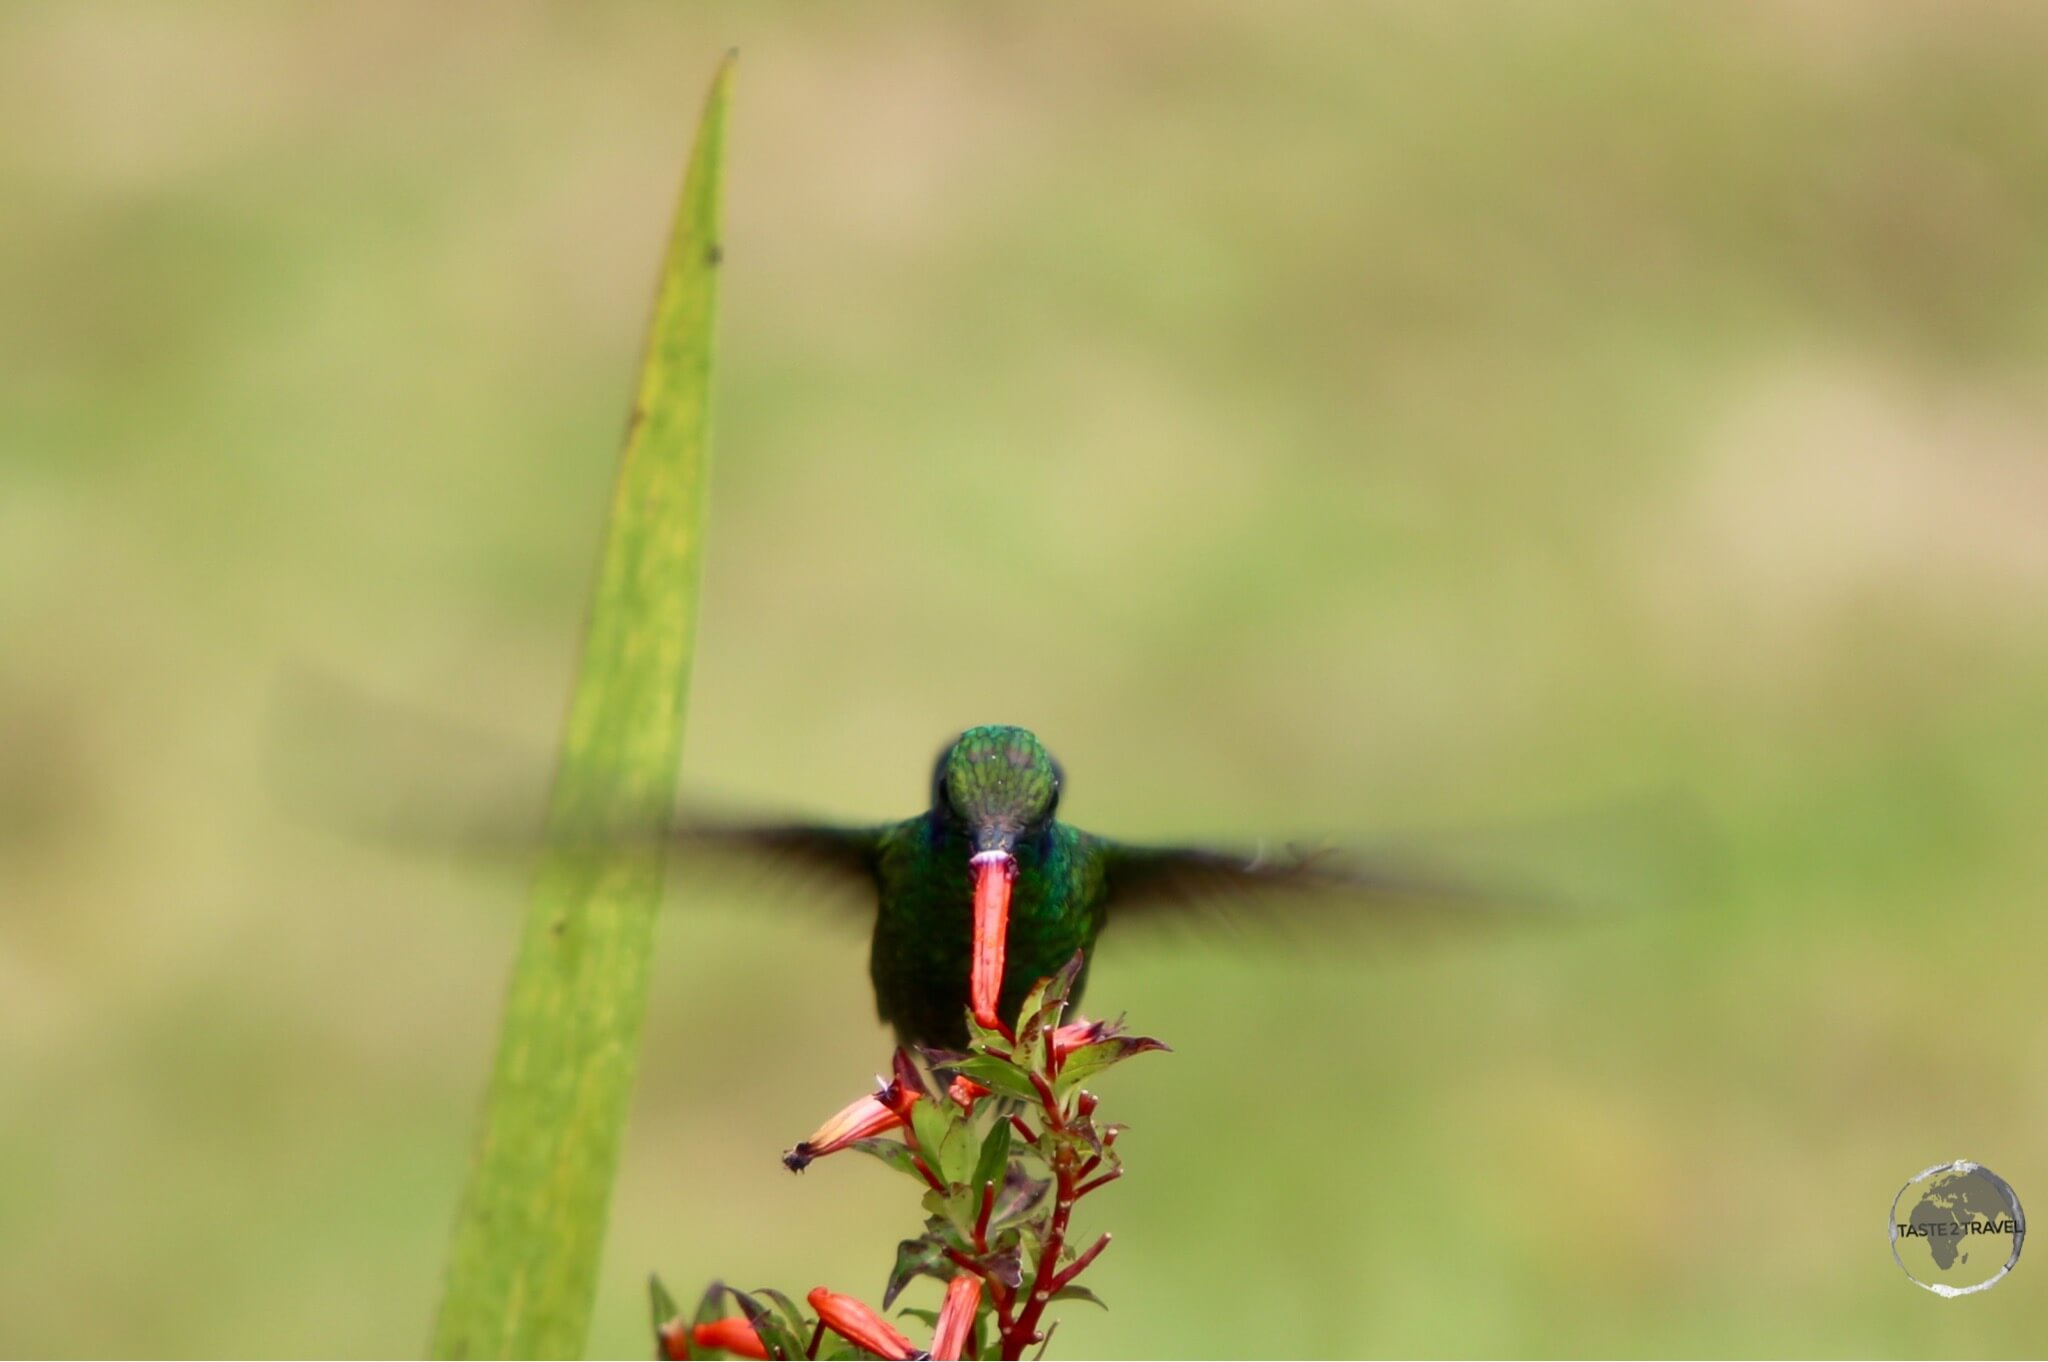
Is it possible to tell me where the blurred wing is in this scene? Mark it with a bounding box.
[264,666,892,922]
[1096,836,1530,940]
[655,815,887,917]
[415,809,894,923]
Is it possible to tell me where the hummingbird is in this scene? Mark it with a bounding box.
[274,675,1547,1050]
[673,723,1488,1050]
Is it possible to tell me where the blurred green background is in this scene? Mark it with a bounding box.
[6,3,2048,1356]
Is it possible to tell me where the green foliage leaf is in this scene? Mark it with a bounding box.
[750,1287,811,1355]
[693,1280,733,1330]
[921,1184,979,1235]
[1008,1221,1042,1271]
[935,1119,974,1188]
[981,1240,1025,1290]
[992,1164,1051,1226]
[649,1275,681,1336]
[883,1234,950,1310]
[729,1287,805,1362]
[1048,949,1087,1003]
[971,1303,992,1362]
[902,1088,977,1192]
[966,1010,1014,1053]
[1014,976,1065,1068]
[906,1092,950,1156]
[971,1114,1011,1195]
[1053,1033,1169,1094]
[430,54,734,1360]
[1051,1284,1108,1310]
[948,1054,1039,1103]
[848,1136,921,1180]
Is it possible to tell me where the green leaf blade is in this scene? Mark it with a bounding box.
[430,54,735,1360]
[1052,1033,1169,1095]
[970,1114,1012,1195]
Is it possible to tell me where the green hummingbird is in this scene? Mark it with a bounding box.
[276,676,1534,1050]
[676,723,1481,1050]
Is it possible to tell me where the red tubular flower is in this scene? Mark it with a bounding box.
[783,1087,904,1172]
[969,849,1017,1030]
[807,1288,916,1361]
[1050,1017,1108,1060]
[929,1274,982,1361]
[879,1074,921,1122]
[785,1073,989,1173]
[691,1317,768,1360]
[657,1316,771,1360]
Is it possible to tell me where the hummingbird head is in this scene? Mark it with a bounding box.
[931,724,1063,856]
[934,725,1062,1033]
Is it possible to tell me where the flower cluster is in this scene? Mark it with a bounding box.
[653,952,1166,1360]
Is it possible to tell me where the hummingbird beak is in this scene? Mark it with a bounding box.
[969,846,1017,1033]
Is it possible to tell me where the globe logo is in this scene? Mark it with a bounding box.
[1890,1160,2025,1297]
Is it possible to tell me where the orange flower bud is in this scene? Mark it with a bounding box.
[807,1288,916,1361]
[691,1317,768,1360]
[930,1274,982,1361]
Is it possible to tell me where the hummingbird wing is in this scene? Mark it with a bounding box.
[265,666,896,918]
[655,815,887,913]
[1092,835,1527,940]
[437,809,894,922]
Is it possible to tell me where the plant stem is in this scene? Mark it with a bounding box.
[1002,1154,1077,1359]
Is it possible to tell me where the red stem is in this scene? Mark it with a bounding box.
[974,1179,995,1252]
[991,1280,1017,1340]
[1000,1150,1080,1356]
[1050,1233,1111,1292]
[1075,1167,1122,1198]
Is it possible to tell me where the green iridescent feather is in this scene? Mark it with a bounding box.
[870,815,1107,1048]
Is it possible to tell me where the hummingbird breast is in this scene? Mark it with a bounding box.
[868,816,1105,1049]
